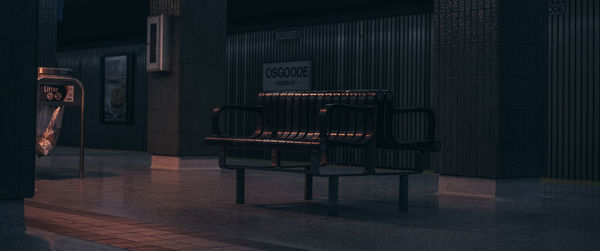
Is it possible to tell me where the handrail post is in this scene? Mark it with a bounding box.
[77,79,85,179]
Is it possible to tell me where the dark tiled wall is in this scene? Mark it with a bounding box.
[497,0,547,178]
[0,0,38,199]
[148,0,227,155]
[433,0,500,178]
[432,0,547,178]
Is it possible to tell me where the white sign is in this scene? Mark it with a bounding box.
[263,61,312,91]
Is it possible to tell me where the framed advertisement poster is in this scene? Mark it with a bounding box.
[102,54,133,123]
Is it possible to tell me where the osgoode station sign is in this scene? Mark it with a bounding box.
[263,61,312,91]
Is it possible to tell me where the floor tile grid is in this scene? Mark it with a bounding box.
[26,218,165,250]
[25,205,251,250]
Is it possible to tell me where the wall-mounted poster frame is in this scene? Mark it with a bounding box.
[101,54,135,123]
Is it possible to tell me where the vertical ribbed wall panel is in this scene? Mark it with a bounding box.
[56,44,148,151]
[548,0,599,181]
[225,14,431,168]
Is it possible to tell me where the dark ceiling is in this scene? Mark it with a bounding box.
[58,0,149,49]
[57,0,432,49]
[228,0,432,32]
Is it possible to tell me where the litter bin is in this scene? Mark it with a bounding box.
[36,67,86,178]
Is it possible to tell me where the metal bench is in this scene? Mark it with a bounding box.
[205,90,440,216]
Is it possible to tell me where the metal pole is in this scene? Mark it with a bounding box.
[73,78,85,179]
[79,89,84,179]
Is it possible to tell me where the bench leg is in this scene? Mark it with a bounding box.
[414,151,425,173]
[320,152,328,166]
[364,143,376,174]
[218,148,227,169]
[304,173,313,200]
[271,149,281,167]
[328,176,339,216]
[236,168,245,204]
[399,175,408,211]
[310,150,321,175]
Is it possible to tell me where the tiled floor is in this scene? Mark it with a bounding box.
[25,147,600,250]
[25,201,297,251]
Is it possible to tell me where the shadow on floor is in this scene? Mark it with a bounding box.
[254,200,417,220]
[35,170,119,180]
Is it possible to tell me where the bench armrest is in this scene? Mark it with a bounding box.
[318,104,375,140]
[392,107,436,140]
[212,105,262,136]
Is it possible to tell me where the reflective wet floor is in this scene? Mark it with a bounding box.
[22,148,600,250]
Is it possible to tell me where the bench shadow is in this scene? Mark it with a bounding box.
[254,200,410,221]
[35,170,119,180]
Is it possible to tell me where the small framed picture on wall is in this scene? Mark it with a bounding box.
[102,54,134,123]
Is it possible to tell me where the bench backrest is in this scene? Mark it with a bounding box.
[255,90,391,141]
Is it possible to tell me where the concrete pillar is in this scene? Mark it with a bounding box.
[0,0,39,233]
[432,0,548,196]
[147,0,227,170]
